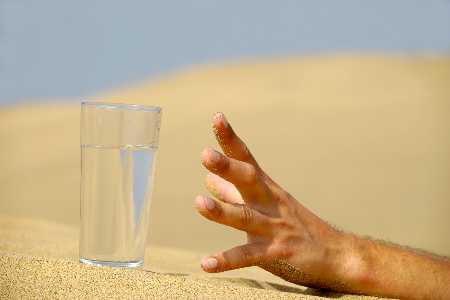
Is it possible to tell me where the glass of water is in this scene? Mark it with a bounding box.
[79,101,162,268]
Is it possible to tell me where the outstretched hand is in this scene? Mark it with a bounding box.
[196,112,450,299]
[195,112,356,291]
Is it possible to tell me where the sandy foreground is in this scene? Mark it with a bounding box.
[1,55,449,298]
[0,216,380,299]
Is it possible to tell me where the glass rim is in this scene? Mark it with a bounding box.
[81,101,161,113]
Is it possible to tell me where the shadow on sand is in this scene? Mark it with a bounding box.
[144,269,345,298]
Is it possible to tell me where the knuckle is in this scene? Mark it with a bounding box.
[239,205,254,228]
[273,191,291,206]
[272,242,295,259]
[242,164,259,185]
[214,156,229,173]
[216,258,225,272]
[210,202,223,218]
[279,245,295,259]
[239,246,254,264]
[272,218,295,232]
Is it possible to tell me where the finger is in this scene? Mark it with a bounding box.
[195,195,273,236]
[213,112,282,189]
[212,112,259,168]
[205,173,243,205]
[201,243,269,273]
[201,148,268,201]
[201,148,263,191]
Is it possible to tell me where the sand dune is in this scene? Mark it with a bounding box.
[1,54,449,298]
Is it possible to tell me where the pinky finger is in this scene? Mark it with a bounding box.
[201,243,269,273]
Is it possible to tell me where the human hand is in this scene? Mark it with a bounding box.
[195,112,359,291]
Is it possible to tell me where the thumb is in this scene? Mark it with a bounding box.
[201,243,268,273]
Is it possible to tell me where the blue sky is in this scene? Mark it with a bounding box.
[1,0,449,105]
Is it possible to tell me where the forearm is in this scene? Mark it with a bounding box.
[342,233,450,299]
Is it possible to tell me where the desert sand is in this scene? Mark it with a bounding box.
[2,215,358,299]
[1,54,450,298]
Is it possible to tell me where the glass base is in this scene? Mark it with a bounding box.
[79,257,143,268]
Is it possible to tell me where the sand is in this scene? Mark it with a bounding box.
[1,54,449,298]
[0,216,379,299]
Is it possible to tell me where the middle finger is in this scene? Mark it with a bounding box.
[201,148,267,200]
[195,195,274,236]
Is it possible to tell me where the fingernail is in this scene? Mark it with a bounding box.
[213,112,223,121]
[204,197,215,210]
[213,112,228,127]
[202,257,218,270]
[195,196,205,209]
[208,149,221,164]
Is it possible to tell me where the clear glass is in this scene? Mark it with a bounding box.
[79,101,162,268]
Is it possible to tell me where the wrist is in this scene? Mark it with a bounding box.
[320,230,373,292]
[334,233,374,291]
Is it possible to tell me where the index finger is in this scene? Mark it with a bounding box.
[212,112,260,168]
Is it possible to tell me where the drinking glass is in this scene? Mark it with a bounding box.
[79,101,162,268]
